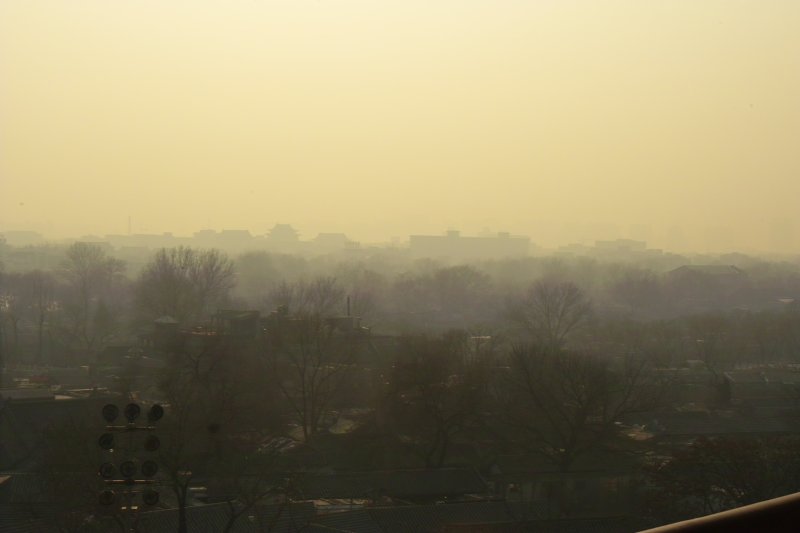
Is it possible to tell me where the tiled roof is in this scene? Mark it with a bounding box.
[0,396,112,469]
[135,501,315,533]
[295,468,488,500]
[0,473,46,504]
[489,450,638,476]
[623,410,795,438]
[310,509,383,533]
[1,493,652,533]
[368,501,525,533]
[669,265,745,276]
[441,515,654,532]
[0,504,51,533]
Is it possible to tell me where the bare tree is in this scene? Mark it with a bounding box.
[609,267,663,316]
[58,242,126,355]
[270,312,354,441]
[0,279,4,387]
[0,270,59,365]
[644,436,800,523]
[382,332,490,468]
[14,415,129,533]
[234,251,279,305]
[265,276,345,317]
[334,265,386,320]
[507,279,592,351]
[0,272,27,360]
[431,265,491,314]
[157,331,280,533]
[209,452,285,533]
[25,270,57,364]
[391,265,490,320]
[505,344,663,472]
[685,313,731,377]
[135,247,236,324]
[266,281,297,313]
[157,371,206,533]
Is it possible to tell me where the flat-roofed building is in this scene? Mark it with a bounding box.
[409,230,530,261]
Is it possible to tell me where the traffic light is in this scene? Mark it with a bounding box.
[142,489,159,506]
[144,434,161,452]
[123,403,141,423]
[141,460,158,478]
[98,402,163,510]
[147,404,164,422]
[98,490,116,506]
[98,433,114,451]
[98,463,116,479]
[102,404,119,423]
[119,461,137,479]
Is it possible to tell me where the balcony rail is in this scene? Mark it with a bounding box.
[639,492,800,532]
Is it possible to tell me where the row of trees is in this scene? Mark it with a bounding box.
[0,245,238,368]
[6,243,800,375]
[0,243,127,373]
[6,243,800,373]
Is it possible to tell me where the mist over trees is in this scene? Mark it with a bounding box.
[59,242,127,356]
[134,247,236,324]
[4,242,800,389]
[381,332,491,469]
[2,0,799,529]
[4,241,800,530]
[506,279,592,351]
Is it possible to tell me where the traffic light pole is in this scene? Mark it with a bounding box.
[98,402,164,531]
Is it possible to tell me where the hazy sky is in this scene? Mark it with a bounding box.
[1,1,799,252]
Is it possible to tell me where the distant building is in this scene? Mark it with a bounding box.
[0,389,112,469]
[595,239,647,252]
[313,233,360,253]
[722,367,800,408]
[409,230,530,260]
[666,265,749,311]
[667,265,747,289]
[219,229,252,241]
[75,239,113,252]
[669,264,744,277]
[193,229,216,240]
[0,230,44,246]
[212,310,262,339]
[555,243,592,256]
[193,229,254,250]
[105,232,181,249]
[268,224,300,242]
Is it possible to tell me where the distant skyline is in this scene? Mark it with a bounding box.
[2,1,799,253]
[1,222,797,256]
